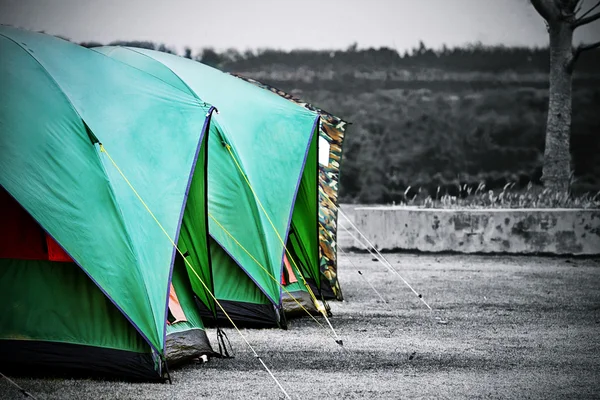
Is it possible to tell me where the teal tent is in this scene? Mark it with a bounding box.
[229,74,350,302]
[96,46,324,327]
[0,26,215,380]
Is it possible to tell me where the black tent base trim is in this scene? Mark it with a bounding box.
[196,299,279,329]
[0,339,161,382]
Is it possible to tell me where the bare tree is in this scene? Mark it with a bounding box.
[529,0,600,192]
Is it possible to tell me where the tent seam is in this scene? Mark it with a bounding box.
[94,46,203,102]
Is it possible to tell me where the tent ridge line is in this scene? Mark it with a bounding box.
[101,46,203,102]
[161,106,215,351]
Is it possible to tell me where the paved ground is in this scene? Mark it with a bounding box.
[1,252,600,399]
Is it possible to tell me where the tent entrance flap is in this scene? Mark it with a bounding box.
[284,125,320,295]
[177,129,215,318]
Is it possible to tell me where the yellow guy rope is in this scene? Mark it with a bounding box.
[98,144,292,400]
[224,144,343,345]
[208,214,333,335]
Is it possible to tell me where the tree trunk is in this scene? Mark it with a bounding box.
[542,20,574,192]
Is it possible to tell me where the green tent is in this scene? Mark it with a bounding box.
[96,46,323,327]
[231,74,350,302]
[0,26,215,380]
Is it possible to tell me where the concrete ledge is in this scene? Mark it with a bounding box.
[354,206,600,255]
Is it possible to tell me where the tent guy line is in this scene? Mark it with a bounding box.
[208,213,340,343]
[98,143,292,400]
[356,270,389,305]
[320,193,432,310]
[338,213,433,311]
[319,221,390,306]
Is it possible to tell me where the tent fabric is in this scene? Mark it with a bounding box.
[177,129,216,318]
[0,258,149,353]
[95,46,320,326]
[284,130,320,291]
[230,74,349,301]
[0,26,214,378]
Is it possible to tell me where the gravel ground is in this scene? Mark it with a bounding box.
[1,252,599,399]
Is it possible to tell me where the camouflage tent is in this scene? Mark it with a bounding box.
[230,75,349,301]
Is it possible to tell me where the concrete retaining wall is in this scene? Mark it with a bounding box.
[353,206,600,255]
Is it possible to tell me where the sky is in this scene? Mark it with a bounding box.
[0,0,599,54]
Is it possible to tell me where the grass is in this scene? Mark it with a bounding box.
[1,253,600,399]
[400,182,600,209]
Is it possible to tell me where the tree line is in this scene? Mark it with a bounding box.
[77,39,600,203]
[79,40,600,74]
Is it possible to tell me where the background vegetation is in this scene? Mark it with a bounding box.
[81,40,600,204]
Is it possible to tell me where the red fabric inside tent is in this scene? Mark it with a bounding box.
[46,235,73,262]
[280,254,298,285]
[0,186,73,262]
